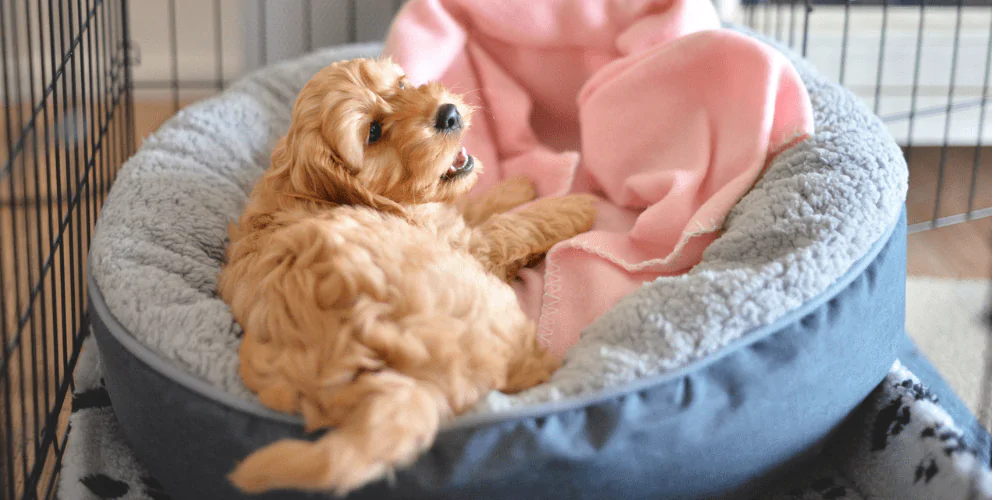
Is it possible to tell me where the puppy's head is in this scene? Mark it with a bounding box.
[272,57,479,213]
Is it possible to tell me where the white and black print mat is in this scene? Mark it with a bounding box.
[58,334,992,500]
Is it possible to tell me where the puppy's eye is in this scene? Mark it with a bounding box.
[367,121,382,144]
[398,80,406,89]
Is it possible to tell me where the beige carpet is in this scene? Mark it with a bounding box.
[905,276,992,431]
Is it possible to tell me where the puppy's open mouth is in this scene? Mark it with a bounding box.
[441,147,475,181]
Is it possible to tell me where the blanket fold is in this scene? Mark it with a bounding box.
[384,0,814,357]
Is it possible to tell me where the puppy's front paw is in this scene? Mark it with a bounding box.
[550,193,599,235]
[497,174,538,207]
[462,175,539,227]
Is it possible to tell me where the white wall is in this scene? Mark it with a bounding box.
[127,0,247,86]
[126,0,401,86]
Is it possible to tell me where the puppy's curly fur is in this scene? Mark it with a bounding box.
[217,58,597,495]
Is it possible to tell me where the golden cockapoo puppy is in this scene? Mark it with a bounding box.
[217,57,597,495]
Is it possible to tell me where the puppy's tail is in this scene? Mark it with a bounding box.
[228,372,448,496]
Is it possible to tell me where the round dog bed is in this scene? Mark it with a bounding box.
[88,29,908,499]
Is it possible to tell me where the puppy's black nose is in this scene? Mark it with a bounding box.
[434,104,463,132]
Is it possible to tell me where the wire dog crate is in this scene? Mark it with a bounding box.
[0,1,991,498]
[1,0,133,497]
[733,0,992,233]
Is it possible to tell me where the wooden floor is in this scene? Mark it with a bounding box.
[905,146,992,279]
[0,99,993,497]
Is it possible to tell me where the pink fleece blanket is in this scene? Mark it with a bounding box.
[384,0,814,358]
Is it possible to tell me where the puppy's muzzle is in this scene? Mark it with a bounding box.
[434,104,463,133]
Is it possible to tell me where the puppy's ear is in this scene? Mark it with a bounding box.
[278,130,406,218]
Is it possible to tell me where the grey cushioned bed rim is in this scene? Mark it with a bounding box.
[85,200,904,432]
